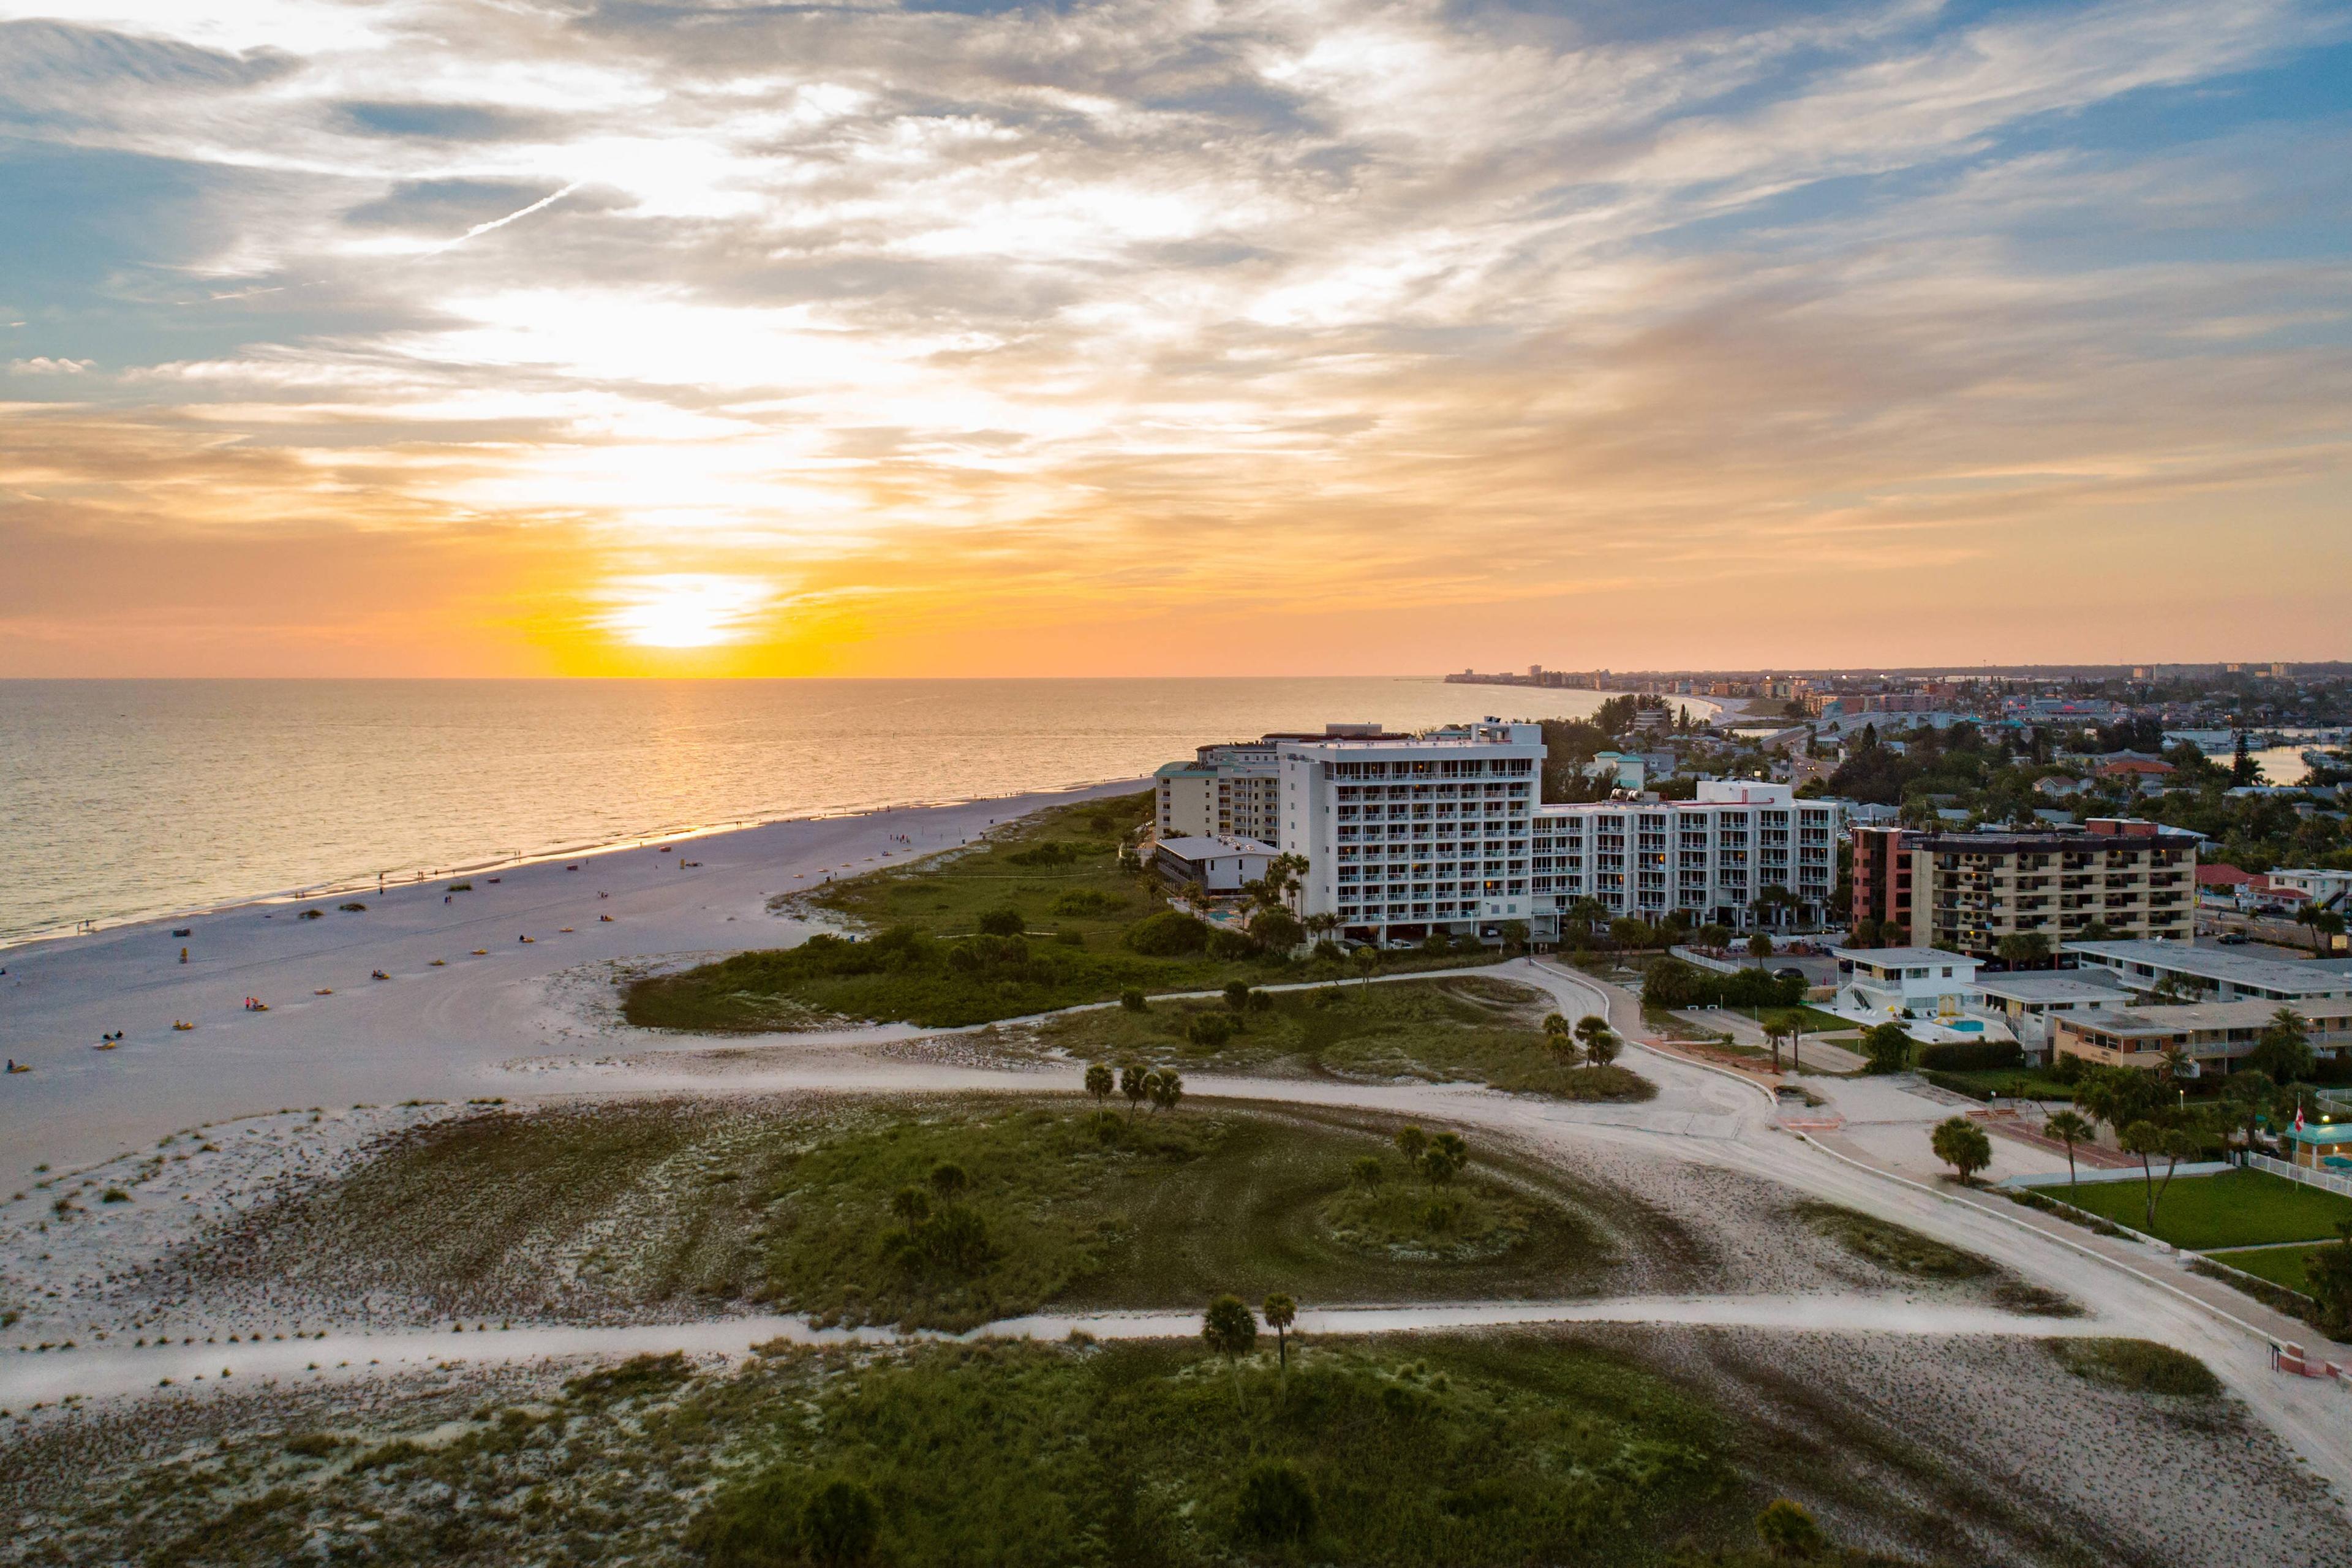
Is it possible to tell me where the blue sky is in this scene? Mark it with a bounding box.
[1,0,2346,674]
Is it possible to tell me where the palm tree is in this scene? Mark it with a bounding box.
[1931,1115,1992,1186]
[1761,1011,1798,1072]
[1574,1015,1618,1065]
[2042,1109,2093,1196]
[1149,1069,1184,1114]
[1120,1063,1150,1118]
[1200,1294,1258,1410]
[1543,1012,1581,1066]
[1261,1292,1297,1386]
[1394,1126,1427,1167]
[1085,1060,1114,1110]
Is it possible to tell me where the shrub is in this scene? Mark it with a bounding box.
[1921,1070,1995,1102]
[1252,909,1305,952]
[284,1432,346,1458]
[1188,1013,1236,1048]
[1054,929,1084,947]
[1918,1040,2023,1072]
[1008,840,1102,867]
[1224,981,1252,1012]
[446,881,472,892]
[1126,910,1208,956]
[1861,1022,1913,1074]
[1205,927,1257,960]
[1050,888,1117,916]
[975,906,1026,937]
[1119,989,1147,1012]
[1755,1498,1825,1559]
[297,909,324,921]
[802,1477,881,1566]
[1313,939,1343,961]
[338,901,368,913]
[1234,1460,1318,1544]
[100,1188,129,1203]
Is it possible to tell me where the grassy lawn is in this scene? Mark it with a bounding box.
[216,1098,1629,1333]
[624,790,1502,1030]
[1031,974,1653,1102]
[59,1333,1946,1568]
[2213,1242,2323,1295]
[1932,1068,2077,1101]
[2050,1168,2352,1250]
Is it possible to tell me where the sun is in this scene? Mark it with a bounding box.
[595,574,777,649]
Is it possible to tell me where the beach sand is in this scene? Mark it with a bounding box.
[0,780,1144,1176]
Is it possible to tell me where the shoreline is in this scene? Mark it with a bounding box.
[0,774,1147,956]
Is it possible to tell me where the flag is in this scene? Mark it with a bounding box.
[2295,1099,2306,1134]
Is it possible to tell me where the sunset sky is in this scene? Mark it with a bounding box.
[2,0,2346,677]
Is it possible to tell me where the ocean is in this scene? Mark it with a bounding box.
[0,678,1632,943]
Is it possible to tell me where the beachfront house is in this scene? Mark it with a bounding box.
[1970,970,2138,1059]
[1831,945,1984,1022]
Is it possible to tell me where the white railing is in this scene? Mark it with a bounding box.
[2245,1151,2352,1200]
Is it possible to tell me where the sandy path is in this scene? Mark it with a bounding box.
[0,1294,2113,1408]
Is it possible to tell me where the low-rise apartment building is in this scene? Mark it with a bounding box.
[2052,1000,2352,1076]
[1528,782,1842,933]
[1858,820,2198,960]
[1150,835,1278,894]
[2063,939,2352,1006]
[1972,970,2137,1055]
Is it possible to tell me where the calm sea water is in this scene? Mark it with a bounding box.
[0,679,1624,943]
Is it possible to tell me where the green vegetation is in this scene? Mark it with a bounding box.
[1039,975,1653,1101]
[1930,1116,1992,1186]
[689,1336,1782,1568]
[1642,957,1808,1012]
[2052,1169,2352,1250]
[626,791,1501,1030]
[1924,1067,2077,1102]
[1795,1202,1989,1281]
[38,1333,1956,1568]
[2214,1242,2323,1295]
[231,1098,1626,1335]
[2048,1337,2221,1399]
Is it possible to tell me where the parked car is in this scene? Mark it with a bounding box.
[2217,931,2250,945]
[1773,965,1805,981]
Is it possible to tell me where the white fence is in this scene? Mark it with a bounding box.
[2245,1151,2352,1200]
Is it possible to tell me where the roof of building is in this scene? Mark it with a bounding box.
[1973,971,2138,1005]
[1913,828,2195,855]
[2196,864,2256,886]
[1833,946,1980,968]
[1153,835,1276,861]
[2056,1000,2331,1038]
[1153,761,1214,779]
[2064,939,2352,997]
[2098,758,2177,775]
[2285,1123,2352,1146]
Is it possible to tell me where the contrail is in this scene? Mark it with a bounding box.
[421,179,585,255]
[200,179,586,301]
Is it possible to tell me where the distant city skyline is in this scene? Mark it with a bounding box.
[3,1,2348,676]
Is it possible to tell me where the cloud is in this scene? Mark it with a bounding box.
[8,357,94,373]
[1,0,2347,673]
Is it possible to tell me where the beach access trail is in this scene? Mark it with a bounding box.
[6,804,2352,1518]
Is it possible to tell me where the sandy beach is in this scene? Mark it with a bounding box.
[0,780,1143,1175]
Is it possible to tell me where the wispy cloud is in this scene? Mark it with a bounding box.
[1,0,2346,675]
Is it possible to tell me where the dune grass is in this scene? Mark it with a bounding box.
[68,1335,1932,1568]
[1033,974,1653,1101]
[2048,1337,2221,1398]
[196,1098,1627,1333]
[2048,1169,2352,1250]
[622,791,1501,1031]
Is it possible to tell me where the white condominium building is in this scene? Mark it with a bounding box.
[1529,781,1842,932]
[1155,724,1384,842]
[1278,721,1545,942]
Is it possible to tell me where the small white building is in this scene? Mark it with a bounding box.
[1970,970,2138,1059]
[1151,836,1277,894]
[1832,945,1984,1022]
[2267,868,2352,911]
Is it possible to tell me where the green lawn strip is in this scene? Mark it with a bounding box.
[1033,974,1653,1101]
[2048,1169,2352,1250]
[111,1336,1924,1568]
[2206,1242,2323,1295]
[626,789,1504,1030]
[1929,1068,2078,1101]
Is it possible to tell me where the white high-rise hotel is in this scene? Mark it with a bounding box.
[1256,720,1840,944]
